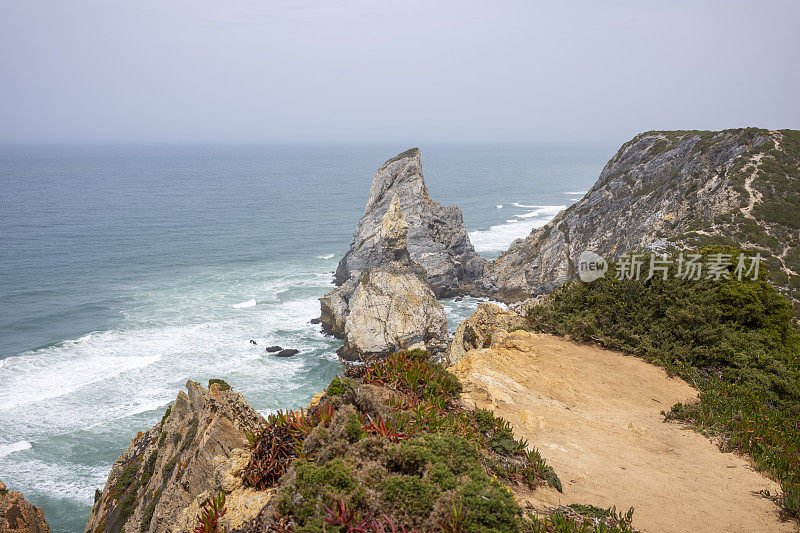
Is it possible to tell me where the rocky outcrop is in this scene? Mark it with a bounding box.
[446,303,525,365]
[0,481,50,532]
[334,148,485,297]
[85,381,268,533]
[322,195,448,360]
[485,128,800,304]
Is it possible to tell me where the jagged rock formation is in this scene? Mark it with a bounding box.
[447,303,525,365]
[334,148,485,297]
[321,196,448,360]
[0,480,51,532]
[485,128,800,305]
[85,381,268,533]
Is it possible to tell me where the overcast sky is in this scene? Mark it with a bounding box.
[1,0,798,145]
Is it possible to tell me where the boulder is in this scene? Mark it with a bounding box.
[0,481,51,532]
[446,303,526,365]
[334,148,485,297]
[85,381,268,533]
[275,349,299,358]
[264,346,282,353]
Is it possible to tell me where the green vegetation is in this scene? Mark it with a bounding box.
[194,492,227,533]
[207,378,231,391]
[162,455,179,482]
[140,490,160,532]
[664,129,800,310]
[160,405,171,425]
[326,376,349,396]
[240,349,619,532]
[140,451,158,488]
[529,248,800,519]
[180,417,199,454]
[344,414,362,442]
[525,506,635,532]
[113,459,140,496]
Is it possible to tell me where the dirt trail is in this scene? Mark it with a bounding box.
[450,331,797,533]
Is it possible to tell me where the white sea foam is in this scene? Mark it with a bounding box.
[0,340,161,412]
[316,253,335,259]
[469,205,565,253]
[496,204,503,209]
[0,440,31,458]
[512,202,537,208]
[2,456,110,505]
[564,191,588,195]
[232,299,257,309]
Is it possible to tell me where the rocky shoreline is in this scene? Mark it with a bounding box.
[11,128,800,531]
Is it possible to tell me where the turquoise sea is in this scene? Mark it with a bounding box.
[0,144,612,531]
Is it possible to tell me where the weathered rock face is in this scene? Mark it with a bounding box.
[322,195,448,360]
[0,481,51,532]
[85,381,269,533]
[485,128,800,304]
[341,266,448,358]
[446,303,525,365]
[335,148,485,297]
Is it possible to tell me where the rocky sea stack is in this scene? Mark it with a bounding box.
[321,148,482,360]
[334,148,485,296]
[321,194,448,360]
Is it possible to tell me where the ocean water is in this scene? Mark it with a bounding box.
[0,143,611,532]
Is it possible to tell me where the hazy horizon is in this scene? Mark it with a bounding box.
[1,0,798,147]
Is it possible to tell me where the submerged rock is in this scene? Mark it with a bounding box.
[322,195,448,360]
[85,381,268,533]
[264,346,282,353]
[274,349,299,357]
[0,480,51,532]
[334,148,485,297]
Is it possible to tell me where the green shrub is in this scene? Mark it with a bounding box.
[326,377,348,396]
[530,248,800,518]
[140,451,158,488]
[162,455,178,482]
[208,378,231,391]
[344,414,362,442]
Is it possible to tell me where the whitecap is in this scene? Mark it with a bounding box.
[232,299,257,309]
[316,253,335,260]
[0,440,31,458]
[0,344,161,412]
[512,202,537,208]
[496,204,503,209]
[469,205,565,253]
[564,191,588,195]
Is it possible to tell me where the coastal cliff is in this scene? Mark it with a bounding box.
[0,480,51,532]
[83,131,800,532]
[485,128,800,306]
[85,381,267,533]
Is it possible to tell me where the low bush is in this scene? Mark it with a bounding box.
[529,247,800,519]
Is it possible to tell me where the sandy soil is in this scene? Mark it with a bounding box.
[450,330,797,533]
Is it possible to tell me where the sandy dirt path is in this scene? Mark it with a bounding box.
[450,330,797,533]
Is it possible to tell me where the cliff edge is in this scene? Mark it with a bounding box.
[486,128,800,306]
